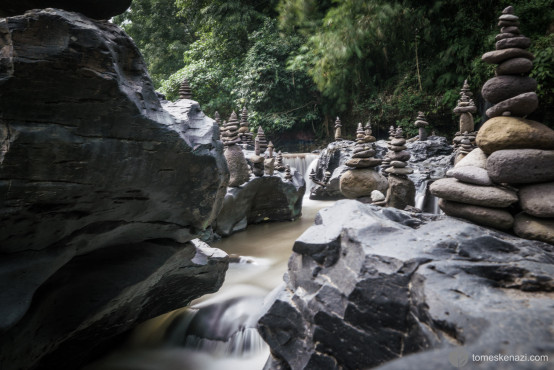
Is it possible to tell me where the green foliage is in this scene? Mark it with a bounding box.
[113,0,192,88]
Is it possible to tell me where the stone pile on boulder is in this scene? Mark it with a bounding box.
[382,128,415,209]
[222,112,251,186]
[379,126,396,175]
[238,106,254,147]
[413,111,429,141]
[431,6,554,244]
[249,136,265,177]
[339,123,386,199]
[275,151,286,171]
[179,78,192,100]
[259,200,554,370]
[452,80,477,163]
[0,9,230,370]
[264,142,276,175]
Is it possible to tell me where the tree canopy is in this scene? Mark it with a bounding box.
[115,0,554,145]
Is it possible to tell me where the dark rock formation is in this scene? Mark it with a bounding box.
[259,200,554,370]
[0,9,229,369]
[309,140,354,200]
[214,170,305,236]
[0,0,132,19]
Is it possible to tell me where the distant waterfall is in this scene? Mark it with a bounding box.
[282,153,319,195]
[414,179,440,214]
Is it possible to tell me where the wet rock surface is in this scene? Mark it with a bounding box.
[0,9,229,369]
[309,141,354,200]
[259,200,554,370]
[214,170,306,237]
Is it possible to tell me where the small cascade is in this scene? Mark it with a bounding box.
[282,153,319,195]
[413,179,441,214]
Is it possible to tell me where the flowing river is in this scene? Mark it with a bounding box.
[85,156,334,370]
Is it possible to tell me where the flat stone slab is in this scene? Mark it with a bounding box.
[487,149,554,184]
[447,166,492,186]
[496,57,533,75]
[430,178,518,207]
[514,213,554,245]
[519,182,554,218]
[438,199,514,230]
[455,148,488,168]
[482,48,534,64]
[485,92,538,118]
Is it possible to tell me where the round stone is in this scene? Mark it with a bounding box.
[519,182,554,218]
[496,57,533,75]
[370,190,385,202]
[391,138,406,146]
[514,213,554,244]
[485,92,538,118]
[438,199,514,230]
[496,36,531,50]
[482,48,534,64]
[495,32,518,41]
[345,158,382,168]
[339,169,388,199]
[390,161,407,168]
[481,76,537,104]
[476,116,554,154]
[487,149,554,184]
[387,150,410,161]
[447,166,492,186]
[385,167,414,175]
[429,177,518,208]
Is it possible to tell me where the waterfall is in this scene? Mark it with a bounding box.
[282,153,319,195]
[414,179,441,214]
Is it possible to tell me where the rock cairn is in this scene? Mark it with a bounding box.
[284,164,292,181]
[250,136,265,177]
[452,80,478,163]
[339,123,387,199]
[264,141,275,176]
[380,125,396,176]
[431,6,554,244]
[179,78,192,100]
[382,128,415,209]
[275,151,285,171]
[222,111,250,186]
[414,112,429,141]
[334,116,343,141]
[482,6,538,118]
[256,126,268,154]
[238,106,254,146]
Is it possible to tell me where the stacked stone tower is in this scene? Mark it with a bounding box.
[413,112,429,141]
[222,111,250,186]
[339,123,387,199]
[256,126,268,154]
[334,117,343,141]
[214,111,221,126]
[275,151,285,172]
[238,106,254,146]
[431,6,554,244]
[452,80,477,153]
[179,78,192,100]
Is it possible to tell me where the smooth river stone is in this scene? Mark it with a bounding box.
[496,57,533,75]
[500,26,520,34]
[485,92,538,118]
[459,112,475,133]
[339,169,388,199]
[385,167,414,175]
[453,105,477,114]
[496,36,531,50]
[481,76,537,104]
[391,138,406,146]
[430,178,518,208]
[482,48,534,64]
[487,149,554,184]
[447,166,492,186]
[390,160,407,168]
[438,199,514,231]
[224,145,251,187]
[514,213,554,245]
[476,116,554,155]
[387,150,410,161]
[345,158,382,168]
[519,182,554,218]
[499,14,519,21]
[455,147,488,168]
[495,32,517,41]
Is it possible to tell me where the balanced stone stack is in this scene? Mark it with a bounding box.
[275,151,285,171]
[250,136,265,177]
[284,164,293,181]
[222,111,250,186]
[264,141,275,175]
[384,127,415,209]
[339,123,387,199]
[256,126,268,154]
[238,106,254,146]
[214,111,221,126]
[380,125,396,176]
[431,6,554,244]
[334,116,343,141]
[179,78,192,100]
[452,80,478,160]
[414,111,429,141]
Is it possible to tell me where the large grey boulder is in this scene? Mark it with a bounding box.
[214,170,305,237]
[259,200,553,370]
[0,9,229,369]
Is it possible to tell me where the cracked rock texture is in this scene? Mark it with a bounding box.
[258,200,554,370]
[0,9,229,370]
[214,170,306,237]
